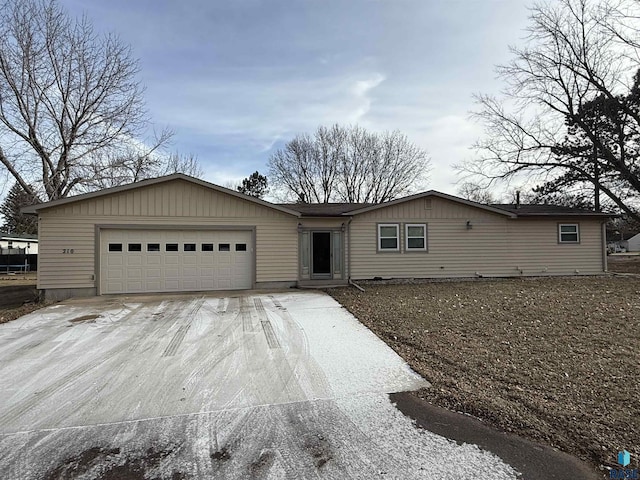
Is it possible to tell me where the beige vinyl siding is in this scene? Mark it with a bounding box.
[37,179,298,290]
[349,197,604,279]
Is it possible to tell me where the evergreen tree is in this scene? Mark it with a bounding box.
[0,183,39,234]
[237,171,268,199]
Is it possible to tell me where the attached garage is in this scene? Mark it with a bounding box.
[100,228,253,294]
[25,174,301,300]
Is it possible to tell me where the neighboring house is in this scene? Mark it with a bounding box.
[0,234,38,254]
[626,233,640,252]
[0,233,38,273]
[606,231,638,252]
[23,174,611,301]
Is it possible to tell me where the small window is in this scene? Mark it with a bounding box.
[166,243,179,252]
[219,243,230,252]
[378,224,399,251]
[202,243,214,252]
[108,243,122,252]
[128,243,142,252]
[184,243,196,252]
[235,243,247,251]
[559,224,580,243]
[406,224,427,251]
[147,243,160,252]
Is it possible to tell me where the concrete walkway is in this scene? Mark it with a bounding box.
[0,291,518,479]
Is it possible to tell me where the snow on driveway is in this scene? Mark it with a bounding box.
[0,291,518,479]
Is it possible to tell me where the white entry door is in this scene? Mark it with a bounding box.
[100,229,252,294]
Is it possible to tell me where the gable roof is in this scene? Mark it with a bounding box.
[278,203,372,216]
[22,174,612,220]
[491,204,612,217]
[22,174,301,217]
[345,191,519,217]
[0,234,38,242]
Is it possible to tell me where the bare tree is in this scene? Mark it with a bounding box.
[81,144,203,192]
[457,182,497,204]
[0,0,172,201]
[268,124,430,203]
[461,0,640,222]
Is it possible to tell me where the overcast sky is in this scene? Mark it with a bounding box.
[60,0,531,195]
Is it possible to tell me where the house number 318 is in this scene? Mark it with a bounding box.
[62,249,75,254]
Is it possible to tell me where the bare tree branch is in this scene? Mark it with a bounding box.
[461,0,640,222]
[0,0,170,201]
[269,124,430,203]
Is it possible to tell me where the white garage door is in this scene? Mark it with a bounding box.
[100,229,252,294]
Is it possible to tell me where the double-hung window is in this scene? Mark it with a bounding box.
[558,224,579,243]
[378,224,399,251]
[405,224,427,251]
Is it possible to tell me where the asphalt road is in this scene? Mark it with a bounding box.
[0,291,518,479]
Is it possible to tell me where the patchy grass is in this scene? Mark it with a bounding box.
[0,273,37,286]
[329,276,640,476]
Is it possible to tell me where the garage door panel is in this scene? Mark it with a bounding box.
[147,268,161,278]
[127,269,142,280]
[101,229,252,294]
[183,256,197,266]
[108,256,123,266]
[165,256,179,265]
[147,256,161,266]
[127,256,142,266]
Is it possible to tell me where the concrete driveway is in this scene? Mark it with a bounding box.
[0,291,518,479]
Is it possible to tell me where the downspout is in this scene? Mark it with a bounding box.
[346,217,352,282]
[601,220,608,273]
[346,217,365,292]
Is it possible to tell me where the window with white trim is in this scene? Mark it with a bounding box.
[378,224,399,251]
[405,224,427,251]
[558,224,579,243]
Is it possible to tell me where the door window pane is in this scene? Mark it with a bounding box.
[147,243,160,252]
[128,243,142,252]
[166,243,179,252]
[235,243,247,251]
[108,243,122,252]
[219,243,230,252]
[202,243,214,252]
[184,243,196,252]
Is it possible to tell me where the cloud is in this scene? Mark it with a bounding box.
[148,70,387,153]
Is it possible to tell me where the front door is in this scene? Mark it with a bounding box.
[311,231,332,278]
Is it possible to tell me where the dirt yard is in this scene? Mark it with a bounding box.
[608,254,640,274]
[329,275,640,477]
[0,274,41,324]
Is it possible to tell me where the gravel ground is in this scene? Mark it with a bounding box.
[329,275,640,476]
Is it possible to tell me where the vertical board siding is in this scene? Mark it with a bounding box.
[349,197,604,279]
[37,180,298,289]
